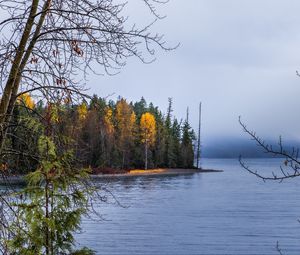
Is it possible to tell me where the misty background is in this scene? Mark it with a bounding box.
[85,0,300,158]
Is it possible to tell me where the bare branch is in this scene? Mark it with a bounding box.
[239,116,300,181]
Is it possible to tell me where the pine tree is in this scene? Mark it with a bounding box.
[133,97,147,121]
[181,108,196,168]
[171,119,182,167]
[150,107,165,168]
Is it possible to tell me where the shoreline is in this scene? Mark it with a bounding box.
[0,168,223,185]
[91,168,222,178]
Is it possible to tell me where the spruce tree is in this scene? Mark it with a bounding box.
[5,118,95,254]
[181,108,196,168]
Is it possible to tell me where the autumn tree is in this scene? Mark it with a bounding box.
[77,102,88,121]
[1,96,197,173]
[115,99,136,169]
[103,106,116,166]
[140,112,156,170]
[18,93,35,110]
[0,1,175,252]
[0,0,174,158]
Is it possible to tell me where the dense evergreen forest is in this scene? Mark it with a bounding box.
[6,95,196,173]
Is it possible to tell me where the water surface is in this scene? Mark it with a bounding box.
[77,158,300,254]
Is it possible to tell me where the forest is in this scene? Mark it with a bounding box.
[0,0,199,253]
[4,94,196,174]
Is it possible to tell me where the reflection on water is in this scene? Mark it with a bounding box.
[76,159,300,254]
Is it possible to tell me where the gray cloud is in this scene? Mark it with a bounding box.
[88,0,300,145]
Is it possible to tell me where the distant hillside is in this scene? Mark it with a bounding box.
[201,137,300,158]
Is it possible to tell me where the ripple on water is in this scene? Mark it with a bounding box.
[76,158,300,255]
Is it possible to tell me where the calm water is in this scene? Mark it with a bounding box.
[76,158,300,255]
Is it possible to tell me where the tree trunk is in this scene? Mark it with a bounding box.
[0,0,52,153]
[145,140,148,170]
[122,150,125,170]
[0,0,39,124]
[196,102,202,169]
[45,177,50,255]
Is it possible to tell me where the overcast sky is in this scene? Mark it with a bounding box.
[3,0,299,145]
[85,0,300,144]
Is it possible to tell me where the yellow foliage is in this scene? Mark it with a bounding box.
[18,93,35,109]
[77,103,88,121]
[116,99,128,118]
[130,112,136,126]
[116,99,136,143]
[116,99,129,129]
[140,112,156,146]
[104,107,114,134]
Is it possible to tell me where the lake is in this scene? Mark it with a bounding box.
[77,158,300,255]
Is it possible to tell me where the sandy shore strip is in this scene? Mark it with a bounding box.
[89,168,223,178]
[0,168,223,185]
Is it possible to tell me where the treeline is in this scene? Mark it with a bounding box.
[5,95,196,173]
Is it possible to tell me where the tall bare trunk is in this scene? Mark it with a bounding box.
[0,0,52,152]
[0,0,40,124]
[122,150,125,169]
[45,177,50,255]
[145,140,148,170]
[196,102,202,169]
